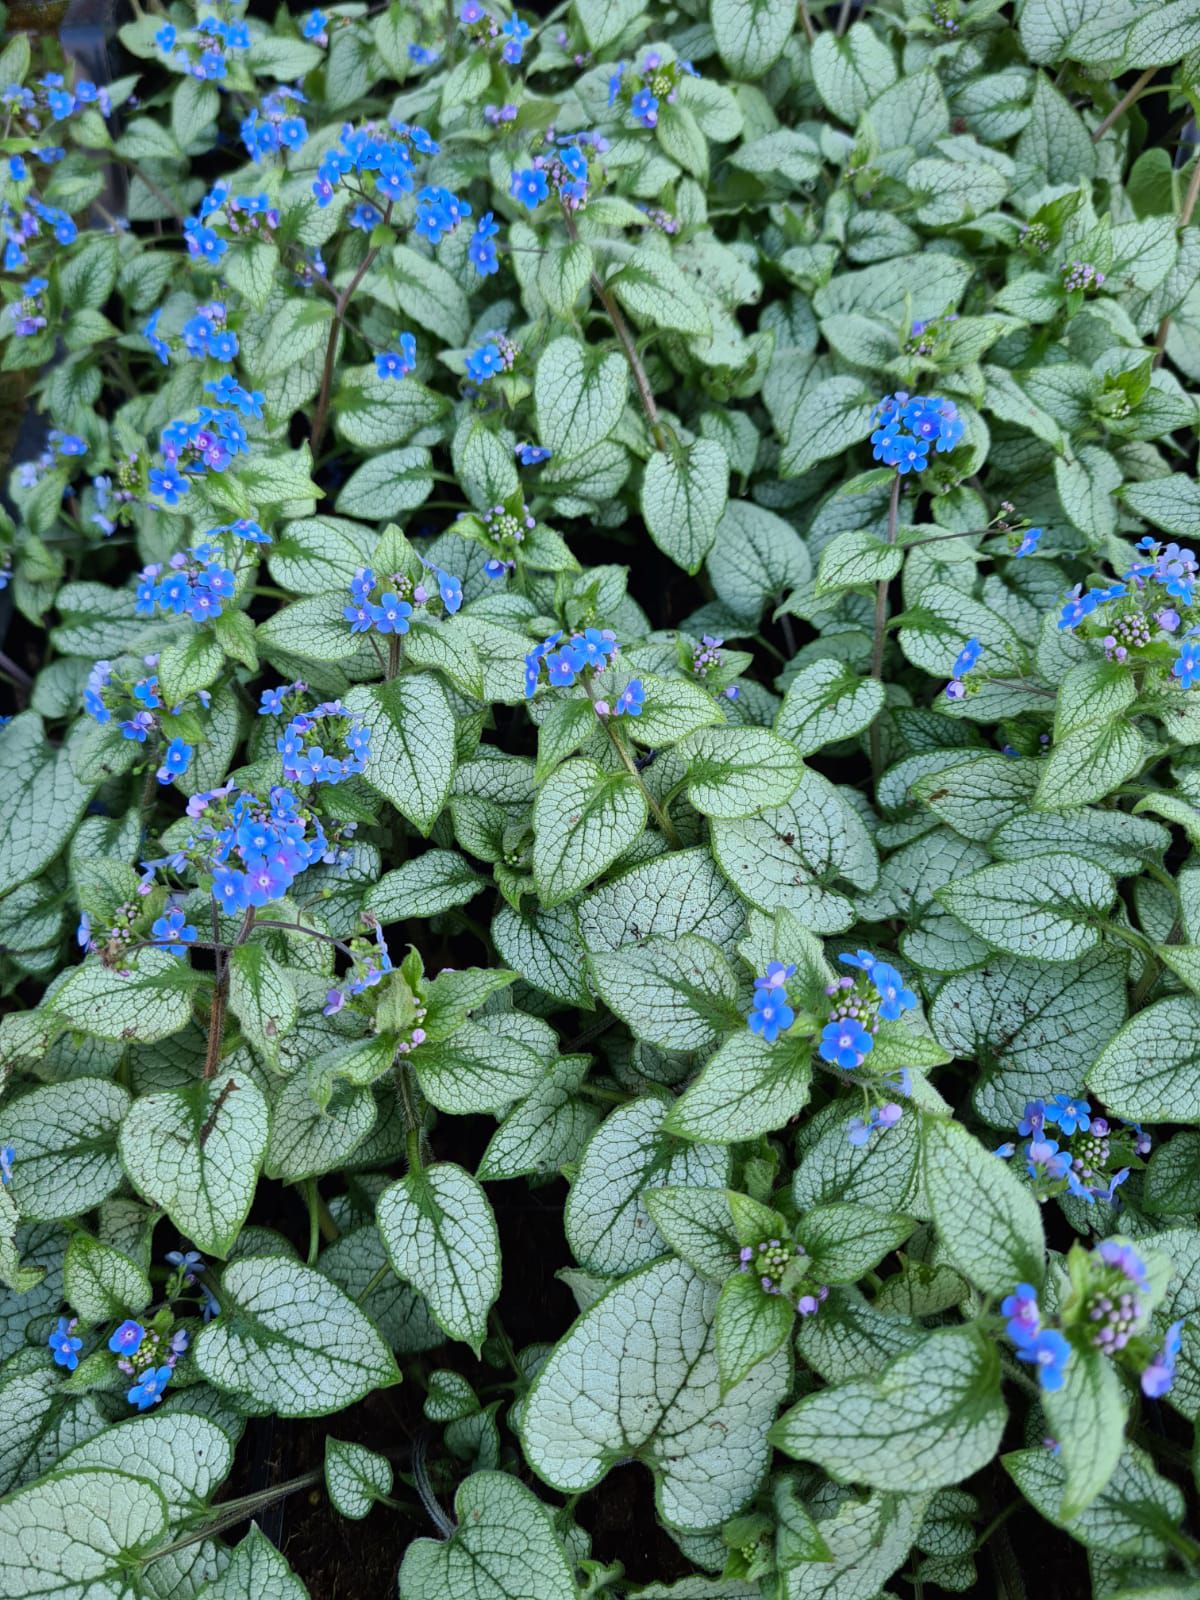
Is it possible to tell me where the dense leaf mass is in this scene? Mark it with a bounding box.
[0,0,1198,1594]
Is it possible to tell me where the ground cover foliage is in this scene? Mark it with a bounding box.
[0,0,1199,1594]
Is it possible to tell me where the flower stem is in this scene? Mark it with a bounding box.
[203,907,255,1080]
[868,473,902,784]
[1091,66,1157,142]
[585,678,682,847]
[1155,155,1200,362]
[310,207,392,460]
[144,1470,324,1564]
[562,209,666,451]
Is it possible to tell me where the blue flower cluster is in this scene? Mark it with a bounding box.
[161,784,337,915]
[996,1096,1146,1206]
[324,922,419,1018]
[4,71,111,128]
[376,332,417,379]
[818,951,915,1068]
[469,212,501,275]
[240,90,309,160]
[83,658,210,753]
[2,274,47,335]
[465,332,518,384]
[871,392,965,473]
[146,405,251,505]
[107,1317,189,1409]
[609,51,699,129]
[135,545,237,623]
[276,701,372,787]
[311,120,439,209]
[152,905,198,955]
[157,15,251,79]
[510,135,599,213]
[458,2,530,64]
[748,961,795,1042]
[944,635,981,702]
[343,562,463,635]
[1056,580,1127,632]
[1001,1284,1071,1391]
[524,627,619,698]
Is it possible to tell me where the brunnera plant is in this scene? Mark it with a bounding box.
[0,0,1198,1594]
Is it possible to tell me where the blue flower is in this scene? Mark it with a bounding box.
[435,569,463,614]
[1017,1101,1046,1137]
[376,332,417,379]
[1141,1319,1185,1398]
[631,88,658,127]
[350,568,376,606]
[151,907,197,955]
[1025,1137,1070,1182]
[108,1320,145,1356]
[212,868,251,913]
[516,442,552,466]
[371,594,413,635]
[1174,631,1200,689]
[754,962,795,991]
[149,466,188,505]
[819,1019,874,1069]
[509,168,549,209]
[49,1318,83,1370]
[869,961,916,1021]
[465,342,503,383]
[302,11,328,40]
[128,1365,174,1410]
[143,310,171,365]
[500,15,530,62]
[0,1146,13,1184]
[1014,527,1042,558]
[1001,1283,1041,1346]
[469,211,500,275]
[839,950,876,974]
[614,679,644,716]
[1017,1328,1071,1392]
[1045,1095,1091,1136]
[951,638,981,679]
[748,987,794,1043]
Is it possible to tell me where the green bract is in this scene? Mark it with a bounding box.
[0,0,1198,1594]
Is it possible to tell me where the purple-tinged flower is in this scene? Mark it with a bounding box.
[1001,1283,1041,1346]
[1141,1319,1184,1399]
[1026,1138,1070,1182]
[375,332,417,379]
[754,962,795,992]
[156,738,194,787]
[1017,1101,1046,1138]
[49,1318,83,1370]
[631,88,658,127]
[108,1320,145,1356]
[1095,1238,1149,1292]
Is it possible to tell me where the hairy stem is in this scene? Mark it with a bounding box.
[563,209,666,450]
[310,207,392,460]
[868,473,902,783]
[203,907,255,1080]
[145,1470,324,1563]
[585,678,682,847]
